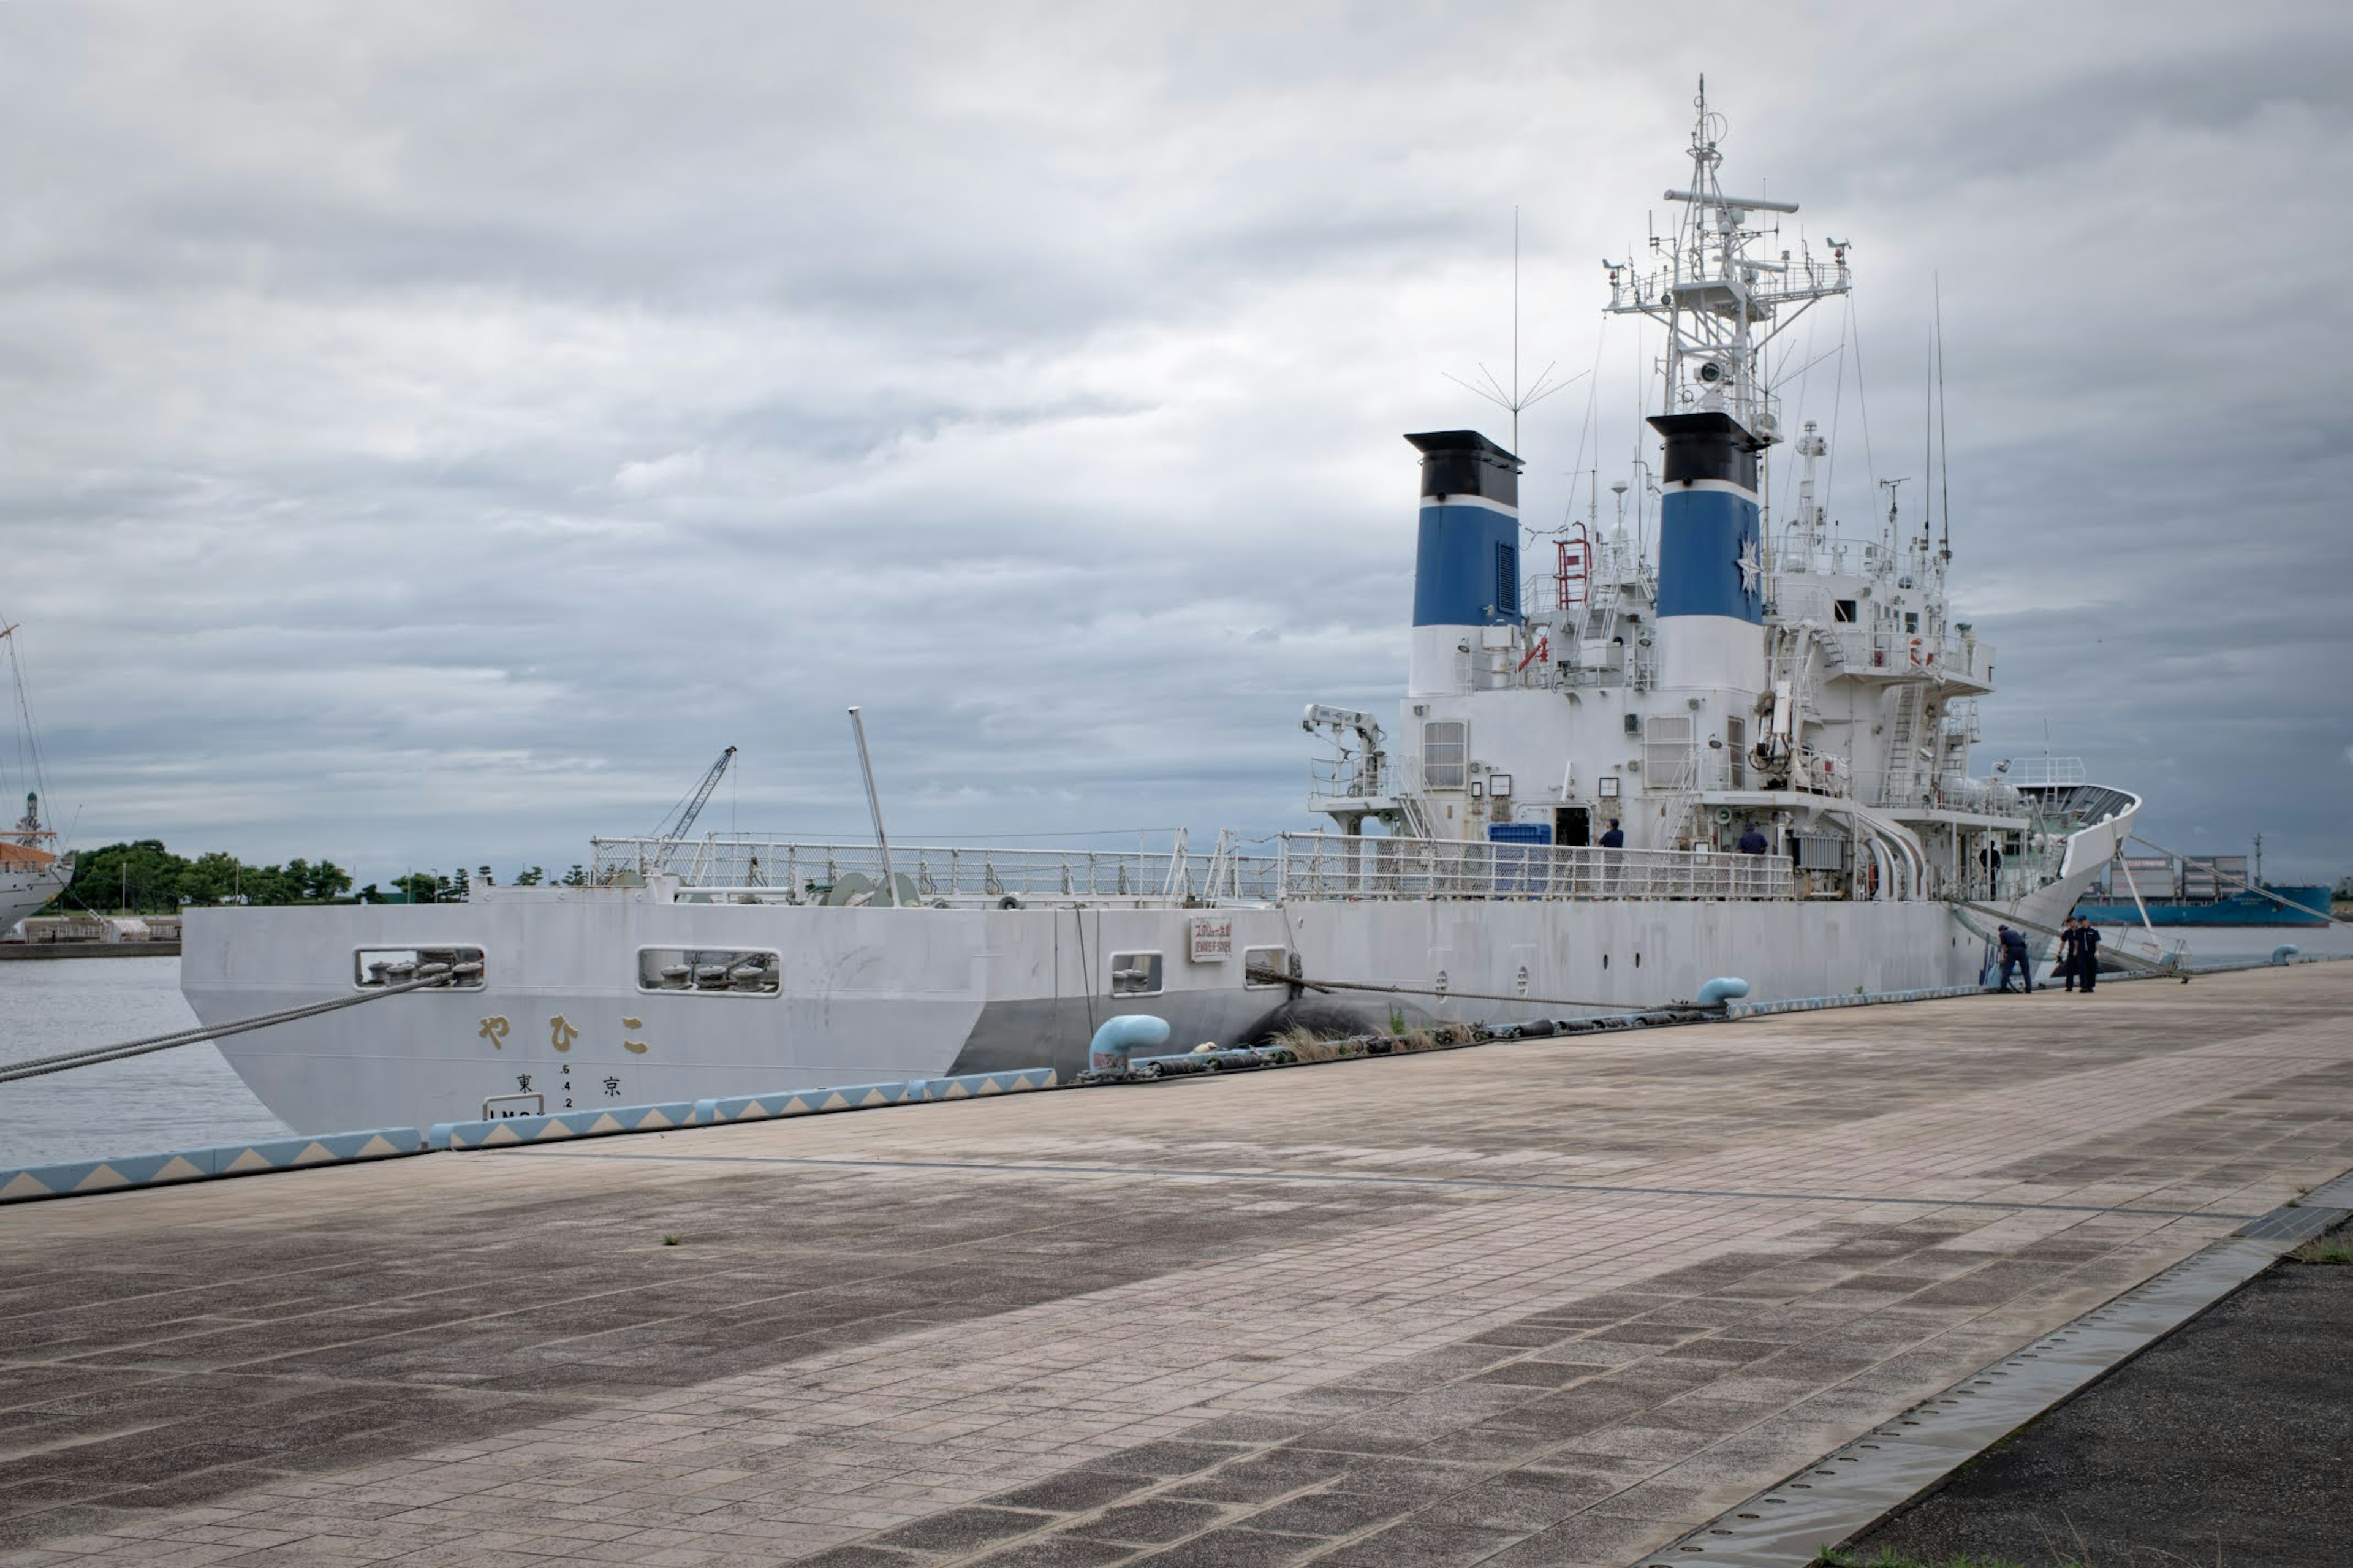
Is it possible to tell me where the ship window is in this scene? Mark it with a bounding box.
[1422,721,1468,790]
[1833,599,1858,623]
[1109,952,1164,996]
[1495,542,1520,616]
[1904,611,1920,634]
[1243,946,1290,989]
[355,947,484,991]
[637,947,780,995]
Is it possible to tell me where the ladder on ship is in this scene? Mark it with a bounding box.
[1882,684,1925,808]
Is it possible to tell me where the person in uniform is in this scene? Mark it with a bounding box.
[2058,917,2085,992]
[2077,921,2102,994]
[1996,924,2033,993]
[1599,819,1624,849]
[1736,824,1768,855]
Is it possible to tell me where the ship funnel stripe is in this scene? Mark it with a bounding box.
[1414,503,1523,628]
[1655,488,1763,624]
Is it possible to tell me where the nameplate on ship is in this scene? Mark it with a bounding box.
[1188,917,1233,963]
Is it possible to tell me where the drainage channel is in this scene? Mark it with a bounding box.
[1634,1168,2353,1567]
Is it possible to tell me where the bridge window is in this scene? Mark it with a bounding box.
[1834,599,1858,623]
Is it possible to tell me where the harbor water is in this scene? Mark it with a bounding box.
[0,957,292,1167]
[4,929,2349,1170]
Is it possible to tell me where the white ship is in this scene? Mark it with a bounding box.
[183,93,2136,1136]
[0,619,70,934]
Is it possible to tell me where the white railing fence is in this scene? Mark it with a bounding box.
[1272,833,1794,902]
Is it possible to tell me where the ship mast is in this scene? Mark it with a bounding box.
[1602,77,1849,450]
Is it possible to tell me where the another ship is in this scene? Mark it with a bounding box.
[181,90,2140,1136]
[2075,843,2328,928]
[0,621,70,934]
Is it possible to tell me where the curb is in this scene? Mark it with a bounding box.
[1635,1167,2353,1566]
[0,1129,423,1205]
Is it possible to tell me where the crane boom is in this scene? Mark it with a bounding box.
[654,746,737,846]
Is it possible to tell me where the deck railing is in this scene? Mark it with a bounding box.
[588,836,1285,903]
[1272,833,1794,901]
[591,831,1798,906]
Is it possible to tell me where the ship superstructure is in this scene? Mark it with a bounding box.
[180,91,2144,1138]
[1306,86,2082,912]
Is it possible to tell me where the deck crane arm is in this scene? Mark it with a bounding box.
[653,746,737,847]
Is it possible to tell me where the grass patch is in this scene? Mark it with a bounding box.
[661,1233,682,1246]
[2289,1229,2352,1265]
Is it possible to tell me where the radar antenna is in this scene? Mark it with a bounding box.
[1602,77,1849,448]
[1447,207,1585,451]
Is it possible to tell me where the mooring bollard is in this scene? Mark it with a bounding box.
[2272,944,2301,966]
[1696,977,1751,1009]
[1087,1015,1172,1080]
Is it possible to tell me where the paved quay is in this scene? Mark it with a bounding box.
[3,964,2350,1568]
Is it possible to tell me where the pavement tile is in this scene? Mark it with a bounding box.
[0,969,2344,1568]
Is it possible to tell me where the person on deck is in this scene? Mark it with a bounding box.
[1736,825,1769,855]
[1599,819,1624,849]
[1996,924,2033,993]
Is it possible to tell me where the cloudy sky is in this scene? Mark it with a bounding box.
[2,1,2347,886]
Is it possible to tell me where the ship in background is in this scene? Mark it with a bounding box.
[2075,839,2328,928]
[0,624,70,934]
[182,86,2143,1137]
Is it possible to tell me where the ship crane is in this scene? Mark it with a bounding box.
[652,746,737,852]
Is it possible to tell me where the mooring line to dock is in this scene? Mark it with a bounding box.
[0,963,483,1085]
[475,1146,2262,1221]
[1248,963,1652,1013]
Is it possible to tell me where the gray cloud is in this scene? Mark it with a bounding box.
[2,1,2347,886]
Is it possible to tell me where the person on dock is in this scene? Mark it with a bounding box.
[2058,917,2085,992]
[1996,924,2033,993]
[2075,920,2101,994]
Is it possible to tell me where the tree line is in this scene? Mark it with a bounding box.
[53,840,354,914]
[49,843,593,914]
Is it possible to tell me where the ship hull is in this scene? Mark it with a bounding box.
[184,865,2096,1137]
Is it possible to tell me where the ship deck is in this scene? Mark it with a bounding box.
[4,964,2351,1567]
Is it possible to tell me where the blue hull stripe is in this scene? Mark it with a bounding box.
[1656,488,1762,623]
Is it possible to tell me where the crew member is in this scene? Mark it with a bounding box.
[1736,824,1769,855]
[2076,921,2101,994]
[1996,924,2033,994]
[2058,917,2084,992]
[1599,819,1624,849]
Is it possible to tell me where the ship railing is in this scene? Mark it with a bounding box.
[2005,756,2088,787]
[1818,628,1996,683]
[587,836,1287,904]
[1272,832,1794,902]
[1308,754,1386,800]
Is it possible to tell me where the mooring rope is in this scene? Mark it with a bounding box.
[1246,965,1667,1015]
[0,963,483,1085]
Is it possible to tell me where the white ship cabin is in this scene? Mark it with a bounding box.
[1300,422,2093,906]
